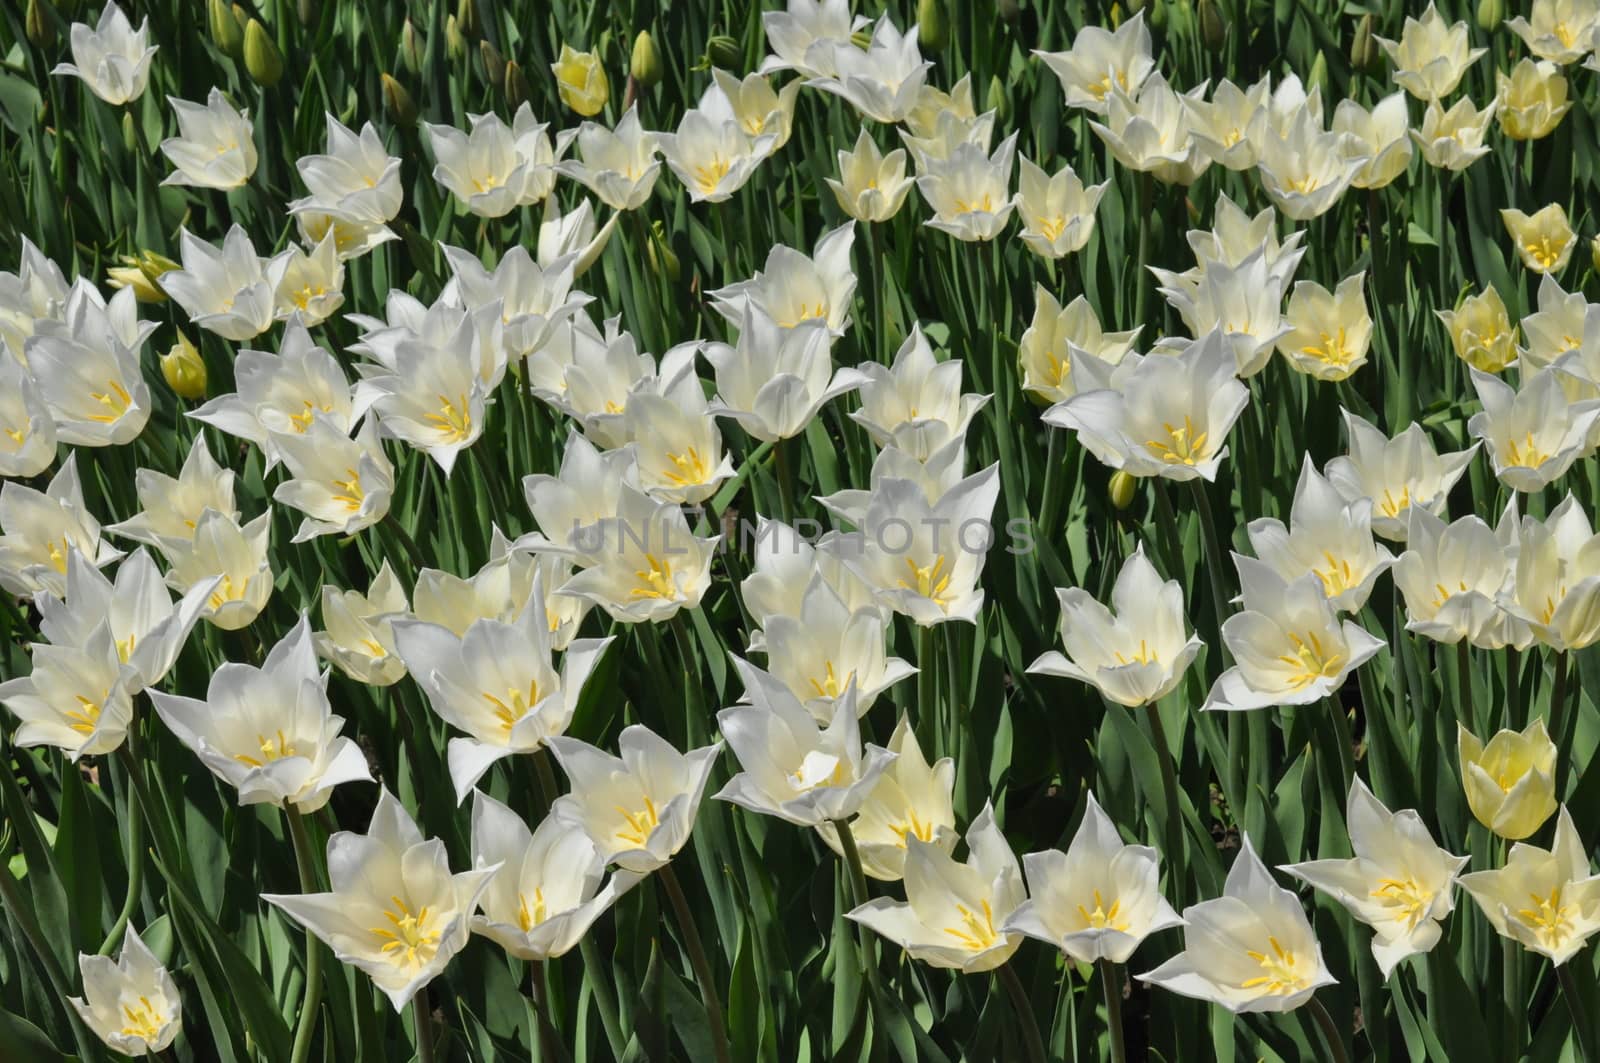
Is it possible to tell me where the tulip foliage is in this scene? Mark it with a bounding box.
[8,0,1600,1062]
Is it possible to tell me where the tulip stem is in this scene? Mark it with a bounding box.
[774,436,798,525]
[1558,961,1600,1062]
[917,625,939,758]
[285,808,323,1063]
[1503,931,1522,1062]
[1098,959,1128,1063]
[997,963,1048,1063]
[1133,171,1153,331]
[383,511,429,575]
[412,986,438,1063]
[1324,695,1356,792]
[529,961,561,1063]
[97,756,145,955]
[1551,651,1575,796]
[1185,478,1231,648]
[1141,703,1186,905]
[831,818,883,997]
[658,863,732,1063]
[1307,995,1350,1063]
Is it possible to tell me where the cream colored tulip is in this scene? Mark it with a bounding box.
[1017,286,1139,405]
[1439,286,1520,372]
[1412,98,1497,171]
[51,1,157,105]
[0,454,121,599]
[1276,274,1372,381]
[1376,3,1486,101]
[1460,807,1600,965]
[1503,203,1576,274]
[1184,79,1269,172]
[1013,156,1105,259]
[165,509,273,631]
[317,561,409,687]
[1498,59,1573,140]
[1469,366,1600,491]
[1459,720,1559,840]
[1088,74,1210,185]
[1331,94,1413,190]
[1246,457,1394,613]
[1506,0,1600,63]
[69,927,181,1055]
[1325,411,1477,542]
[160,88,256,190]
[817,717,955,882]
[1394,505,1533,649]
[916,134,1018,243]
[827,128,915,223]
[552,45,609,117]
[1033,11,1155,115]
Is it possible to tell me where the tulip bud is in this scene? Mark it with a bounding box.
[706,33,741,70]
[445,15,465,61]
[480,38,505,89]
[1591,234,1600,274]
[631,30,662,88]
[382,73,418,128]
[1108,471,1137,510]
[504,59,529,112]
[647,220,680,283]
[456,0,479,41]
[1476,0,1504,32]
[918,0,949,51]
[121,111,136,152]
[553,44,609,116]
[1307,52,1328,97]
[1147,0,1168,31]
[986,74,1008,125]
[297,0,315,26]
[400,18,423,75]
[1198,0,1226,49]
[205,2,240,58]
[162,332,208,400]
[25,0,53,48]
[1346,14,1375,72]
[849,27,873,49]
[243,19,285,87]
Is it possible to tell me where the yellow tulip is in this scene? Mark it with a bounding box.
[1497,59,1571,140]
[161,330,207,400]
[553,44,609,117]
[1436,285,1518,372]
[1458,720,1558,840]
[1501,203,1576,274]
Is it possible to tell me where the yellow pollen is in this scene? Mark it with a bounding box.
[209,573,248,609]
[1431,579,1471,610]
[1527,236,1565,271]
[4,425,25,445]
[942,898,999,951]
[898,555,954,607]
[518,888,547,932]
[1300,327,1355,368]
[663,446,711,486]
[233,729,298,767]
[422,393,474,443]
[1378,486,1412,519]
[1241,936,1310,995]
[1314,550,1357,597]
[954,193,996,214]
[1370,876,1432,931]
[482,679,542,733]
[471,171,503,194]
[630,554,677,600]
[115,633,136,663]
[890,810,936,846]
[1076,889,1130,931]
[808,660,855,700]
[1113,639,1157,666]
[1144,416,1210,465]
[1517,887,1577,950]
[1038,215,1068,242]
[331,468,365,513]
[291,283,327,310]
[1504,432,1553,469]
[1287,173,1321,194]
[64,694,104,736]
[118,996,165,1041]
[1276,631,1345,690]
[45,537,72,573]
[777,302,827,328]
[368,895,441,970]
[614,796,661,847]
[86,379,134,423]
[693,156,733,194]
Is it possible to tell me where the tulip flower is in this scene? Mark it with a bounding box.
[1468,366,1600,491]
[850,324,990,459]
[555,483,720,623]
[263,789,497,1010]
[1282,778,1468,977]
[807,18,931,124]
[1247,457,1395,613]
[547,725,722,873]
[1523,275,1593,370]
[1018,287,1139,404]
[1180,194,1306,286]
[469,793,642,960]
[1029,542,1203,708]
[1505,495,1600,649]
[848,803,1025,972]
[1004,792,1183,963]
[900,106,997,168]
[165,509,273,631]
[293,207,398,262]
[916,133,1019,242]
[149,617,372,809]
[1044,330,1250,482]
[1202,556,1383,712]
[760,0,869,78]
[552,44,609,116]
[0,623,136,760]
[1255,115,1367,221]
[1413,98,1497,171]
[659,110,776,203]
[1459,720,1559,840]
[159,88,256,190]
[273,231,345,326]
[1460,807,1600,964]
[424,105,561,217]
[392,589,614,802]
[1158,252,1288,376]
[1502,203,1577,275]
[316,562,408,687]
[1498,59,1572,140]
[268,416,393,541]
[410,532,577,640]
[819,437,968,528]
[0,454,121,598]
[740,517,883,629]
[1139,836,1336,1012]
[1275,273,1373,382]
[704,305,867,441]
[555,107,662,212]
[159,226,289,342]
[1183,79,1269,171]
[1438,285,1519,373]
[1331,94,1414,189]
[1010,156,1105,259]
[701,69,800,149]
[1033,11,1155,115]
[518,430,637,563]
[1507,0,1600,63]
[827,128,915,223]
[69,927,181,1055]
[760,575,916,719]
[35,547,213,692]
[1325,411,1477,542]
[0,357,54,478]
[623,363,737,506]
[715,659,895,827]
[711,222,858,336]
[532,314,655,448]
[352,287,508,394]
[817,717,955,881]
[26,280,154,447]
[291,114,403,226]
[1394,505,1533,649]
[1376,3,1486,101]
[51,1,158,105]
[536,197,617,277]
[108,436,238,556]
[1088,74,1210,185]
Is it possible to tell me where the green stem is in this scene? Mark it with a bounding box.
[286,809,324,1063]
[1098,959,1127,1063]
[1307,995,1351,1063]
[578,936,625,1058]
[530,961,560,1063]
[1141,704,1186,907]
[383,510,429,574]
[658,864,732,1063]
[1325,695,1356,793]
[1506,646,1523,731]
[413,985,438,1063]
[534,747,561,808]
[1186,478,1232,651]
[1151,477,1184,579]
[997,963,1048,1063]
[916,625,938,758]
[1504,923,1522,1062]
[774,435,798,525]
[97,756,145,955]
[1038,428,1063,543]
[830,817,882,995]
[1133,171,1153,330]
[1558,961,1600,1063]
[1551,651,1575,797]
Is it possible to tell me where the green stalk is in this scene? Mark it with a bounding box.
[1307,995,1351,1063]
[916,625,939,758]
[97,756,145,956]
[1557,961,1600,1063]
[285,809,324,1063]
[1324,695,1356,792]
[413,985,438,1063]
[658,863,732,1063]
[1133,171,1153,330]
[1550,651,1574,796]
[830,818,882,994]
[382,510,430,575]
[1141,704,1186,906]
[997,963,1048,1063]
[1185,478,1232,645]
[530,961,559,1063]
[774,435,798,525]
[1504,935,1522,1062]
[1098,959,1127,1063]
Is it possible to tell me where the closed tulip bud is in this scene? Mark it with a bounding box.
[1199,0,1226,48]
[457,0,478,40]
[1307,51,1328,96]
[381,73,417,128]
[25,0,53,48]
[631,30,662,88]
[1148,0,1168,31]
[400,18,423,74]
[647,220,680,283]
[1351,13,1378,72]
[445,15,465,60]
[1590,234,1600,273]
[504,59,529,112]
[706,33,741,70]
[1459,721,1557,840]
[1476,0,1503,32]
[209,0,242,56]
[986,74,1008,124]
[480,39,505,88]
[298,0,315,26]
[918,0,950,51]
[243,19,284,87]
[1109,470,1137,510]
[121,111,136,152]
[162,332,207,400]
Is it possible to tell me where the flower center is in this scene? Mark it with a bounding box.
[1300,327,1355,367]
[119,995,166,1041]
[890,810,936,846]
[1241,935,1311,995]
[789,749,846,791]
[1113,639,1157,666]
[369,895,442,970]
[808,660,855,699]
[209,573,248,609]
[1370,876,1433,931]
[1144,416,1210,465]
[1516,887,1577,950]
[423,392,474,443]
[1504,432,1553,469]
[694,156,733,195]
[1527,236,1565,270]
[1276,631,1345,690]
[663,446,711,486]
[483,679,542,733]
[631,554,677,600]
[1038,215,1068,242]
[64,694,104,736]
[942,899,999,951]
[614,796,661,847]
[954,193,995,214]
[1377,486,1411,519]
[87,379,134,424]
[331,468,366,512]
[233,729,298,767]
[1077,889,1130,931]
[1314,550,1357,597]
[899,555,954,607]
[518,888,547,932]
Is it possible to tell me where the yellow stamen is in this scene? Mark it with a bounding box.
[482,679,542,733]
[614,795,661,847]
[86,379,133,424]
[368,895,441,970]
[1276,631,1345,690]
[118,996,165,1041]
[898,555,955,608]
[423,393,474,443]
[1241,935,1310,995]
[1076,889,1130,932]
[941,898,999,951]
[1144,416,1210,466]
[630,554,677,600]
[233,729,298,768]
